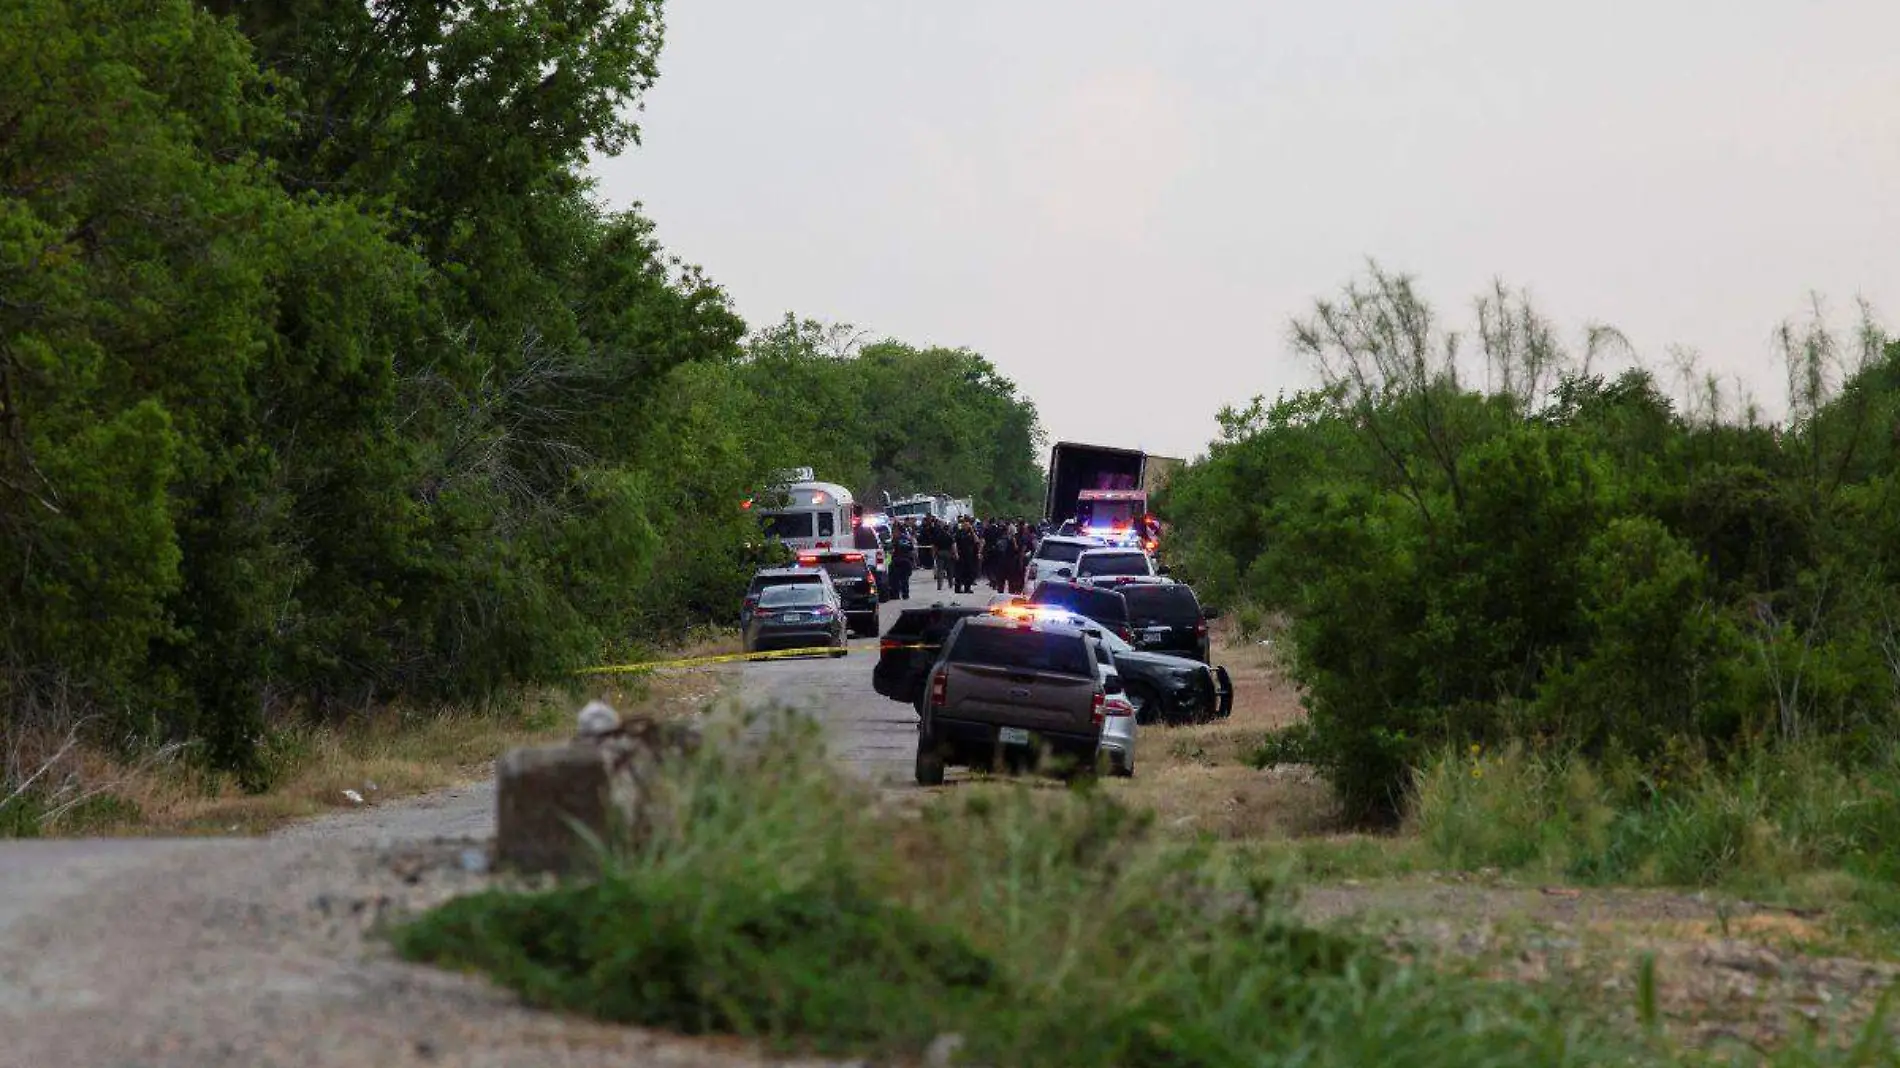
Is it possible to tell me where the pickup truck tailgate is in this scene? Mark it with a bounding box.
[943,664,1096,732]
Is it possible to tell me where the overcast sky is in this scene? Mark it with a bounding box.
[592,1,1900,459]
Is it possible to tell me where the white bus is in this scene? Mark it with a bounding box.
[750,469,858,556]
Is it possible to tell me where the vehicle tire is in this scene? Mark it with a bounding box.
[1112,756,1135,778]
[915,739,946,786]
[1125,683,1161,726]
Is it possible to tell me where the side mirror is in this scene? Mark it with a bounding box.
[1203,606,1222,620]
[1055,567,1073,578]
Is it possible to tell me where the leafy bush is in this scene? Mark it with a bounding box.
[1165,265,1900,824]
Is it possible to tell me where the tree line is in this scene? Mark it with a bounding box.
[1164,266,1900,823]
[0,0,1043,787]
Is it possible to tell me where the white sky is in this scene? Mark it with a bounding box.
[592,0,1900,459]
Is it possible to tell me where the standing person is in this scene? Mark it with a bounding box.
[1000,523,1026,596]
[1009,521,1034,594]
[890,521,917,601]
[931,518,954,591]
[984,520,1005,591]
[953,518,981,594]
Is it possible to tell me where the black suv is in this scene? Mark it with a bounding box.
[1117,579,1215,662]
[1032,577,1216,663]
[801,551,881,637]
[873,602,988,710]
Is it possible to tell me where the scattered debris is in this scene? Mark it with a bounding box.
[925,1032,965,1068]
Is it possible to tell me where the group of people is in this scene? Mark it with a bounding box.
[884,515,1043,598]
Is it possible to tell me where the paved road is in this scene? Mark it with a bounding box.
[737,581,991,783]
[270,579,991,845]
[0,577,999,1066]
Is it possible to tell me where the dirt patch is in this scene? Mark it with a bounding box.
[1302,877,1900,1050]
[1104,624,1336,837]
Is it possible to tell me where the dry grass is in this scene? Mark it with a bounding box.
[1102,618,1339,839]
[656,626,747,663]
[6,659,739,839]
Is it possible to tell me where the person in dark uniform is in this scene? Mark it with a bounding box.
[983,520,1005,591]
[1010,521,1036,594]
[931,518,955,590]
[953,518,981,594]
[890,521,917,600]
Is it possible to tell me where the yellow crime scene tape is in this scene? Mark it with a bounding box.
[577,643,941,677]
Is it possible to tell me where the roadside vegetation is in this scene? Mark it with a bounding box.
[0,0,1045,820]
[397,715,1897,1065]
[1164,268,1900,853]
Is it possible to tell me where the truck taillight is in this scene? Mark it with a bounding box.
[1091,690,1105,726]
[930,671,947,708]
[1196,619,1209,637]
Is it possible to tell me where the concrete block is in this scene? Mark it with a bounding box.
[494,743,612,875]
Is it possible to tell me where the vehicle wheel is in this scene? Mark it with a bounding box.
[915,740,946,786]
[1111,757,1134,778]
[1125,683,1161,726]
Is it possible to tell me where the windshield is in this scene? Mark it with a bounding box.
[760,585,827,607]
[1122,585,1201,625]
[760,512,815,540]
[891,501,932,517]
[1028,584,1128,625]
[752,573,821,594]
[817,558,870,581]
[1077,551,1150,578]
[1035,540,1085,564]
[949,625,1092,677]
[1077,500,1140,530]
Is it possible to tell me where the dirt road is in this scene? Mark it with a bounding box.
[0,585,988,1067]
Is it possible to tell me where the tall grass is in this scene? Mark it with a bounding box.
[1413,743,1900,896]
[396,714,1894,1066]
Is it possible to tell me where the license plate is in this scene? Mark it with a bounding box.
[998,726,1031,746]
[781,613,808,622]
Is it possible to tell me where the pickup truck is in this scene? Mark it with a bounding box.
[914,614,1130,784]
